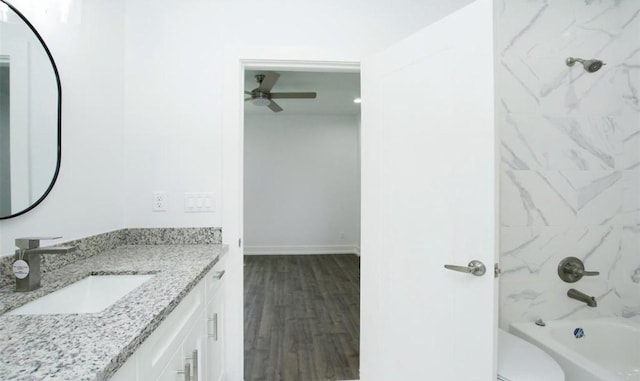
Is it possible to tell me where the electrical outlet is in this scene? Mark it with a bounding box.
[152,191,167,211]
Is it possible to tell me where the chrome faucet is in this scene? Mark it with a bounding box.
[567,288,597,307]
[13,237,77,292]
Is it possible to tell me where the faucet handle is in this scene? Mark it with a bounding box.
[558,257,599,283]
[15,237,62,250]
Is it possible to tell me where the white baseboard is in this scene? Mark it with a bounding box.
[243,245,360,255]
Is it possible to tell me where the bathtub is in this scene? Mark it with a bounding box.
[510,318,640,381]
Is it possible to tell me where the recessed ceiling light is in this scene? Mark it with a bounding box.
[353,97,361,104]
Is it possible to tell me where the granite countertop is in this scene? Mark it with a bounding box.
[0,244,225,380]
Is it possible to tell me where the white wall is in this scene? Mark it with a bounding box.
[121,0,473,228]
[497,0,640,327]
[0,0,476,252]
[244,114,360,254]
[0,0,476,250]
[0,0,125,256]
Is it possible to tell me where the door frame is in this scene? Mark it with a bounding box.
[221,46,360,380]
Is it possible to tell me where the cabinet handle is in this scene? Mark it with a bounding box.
[185,349,198,381]
[192,349,198,381]
[177,362,191,381]
[208,313,218,340]
[213,270,225,280]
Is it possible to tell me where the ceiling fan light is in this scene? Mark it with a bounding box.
[251,97,271,107]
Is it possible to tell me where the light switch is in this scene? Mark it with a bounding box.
[184,192,215,213]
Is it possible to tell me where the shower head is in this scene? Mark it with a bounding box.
[565,57,605,73]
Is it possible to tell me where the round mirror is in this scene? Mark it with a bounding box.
[0,1,61,219]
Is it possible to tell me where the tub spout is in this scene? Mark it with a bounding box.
[567,288,597,307]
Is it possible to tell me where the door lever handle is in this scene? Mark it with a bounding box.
[444,260,486,277]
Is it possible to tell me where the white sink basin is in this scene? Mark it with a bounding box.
[7,274,155,315]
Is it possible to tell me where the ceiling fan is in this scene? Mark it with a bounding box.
[245,72,317,113]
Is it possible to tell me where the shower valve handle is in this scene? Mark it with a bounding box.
[558,257,599,283]
[576,269,600,277]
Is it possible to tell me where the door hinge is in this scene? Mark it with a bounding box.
[238,238,242,248]
[494,263,501,278]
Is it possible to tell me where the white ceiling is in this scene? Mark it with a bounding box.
[244,70,361,116]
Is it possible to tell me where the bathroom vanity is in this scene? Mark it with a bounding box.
[0,244,227,380]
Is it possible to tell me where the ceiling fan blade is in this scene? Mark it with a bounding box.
[268,100,283,112]
[270,92,317,99]
[244,91,252,95]
[244,98,251,101]
[258,72,280,92]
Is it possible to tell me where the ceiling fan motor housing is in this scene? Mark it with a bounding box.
[250,91,271,106]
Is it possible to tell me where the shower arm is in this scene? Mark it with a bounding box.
[565,57,583,66]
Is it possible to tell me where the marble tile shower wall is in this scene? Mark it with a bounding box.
[497,0,640,328]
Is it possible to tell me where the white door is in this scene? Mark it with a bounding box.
[360,1,497,380]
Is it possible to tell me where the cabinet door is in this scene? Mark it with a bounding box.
[206,281,225,381]
[156,319,206,381]
[156,343,188,381]
[182,315,206,381]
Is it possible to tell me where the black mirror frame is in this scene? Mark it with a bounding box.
[0,0,62,220]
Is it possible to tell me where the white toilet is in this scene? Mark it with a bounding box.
[497,329,565,381]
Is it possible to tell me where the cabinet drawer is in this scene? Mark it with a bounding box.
[136,281,205,380]
[206,255,226,297]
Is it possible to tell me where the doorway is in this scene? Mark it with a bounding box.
[242,69,361,380]
[222,3,497,378]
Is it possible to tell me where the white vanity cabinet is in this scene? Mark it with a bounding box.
[111,256,226,381]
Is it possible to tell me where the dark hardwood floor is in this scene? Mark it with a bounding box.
[244,254,360,381]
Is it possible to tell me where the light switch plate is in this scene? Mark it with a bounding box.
[184,192,215,213]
